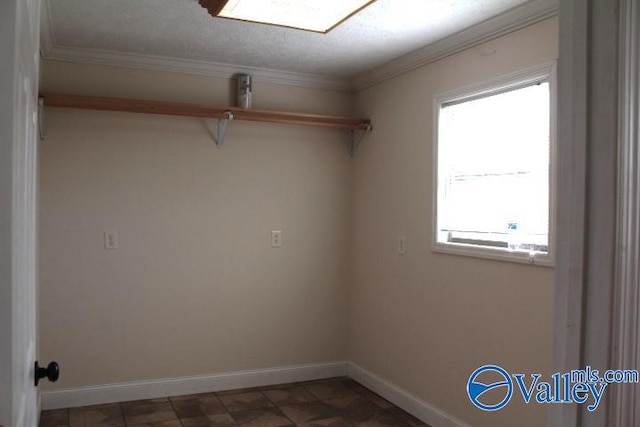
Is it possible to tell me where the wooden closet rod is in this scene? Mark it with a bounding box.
[40,93,371,131]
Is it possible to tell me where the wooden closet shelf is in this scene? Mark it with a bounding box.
[40,93,372,131]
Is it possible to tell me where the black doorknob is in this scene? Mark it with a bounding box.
[34,361,59,386]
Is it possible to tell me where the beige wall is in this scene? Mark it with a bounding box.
[38,62,354,388]
[350,17,557,427]
[39,16,558,427]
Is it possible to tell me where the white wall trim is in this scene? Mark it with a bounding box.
[347,363,471,427]
[42,45,353,92]
[352,0,558,91]
[41,362,347,410]
[42,361,472,427]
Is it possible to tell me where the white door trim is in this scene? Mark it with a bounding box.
[610,0,640,425]
[552,1,621,426]
[550,0,589,423]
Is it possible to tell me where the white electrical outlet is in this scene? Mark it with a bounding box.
[104,230,118,250]
[271,230,282,248]
[398,235,406,255]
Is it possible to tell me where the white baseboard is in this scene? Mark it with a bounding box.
[42,360,470,427]
[41,361,347,410]
[347,363,472,427]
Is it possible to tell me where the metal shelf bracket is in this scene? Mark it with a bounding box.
[349,123,372,157]
[216,111,234,148]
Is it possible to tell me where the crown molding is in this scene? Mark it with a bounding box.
[39,0,55,56]
[351,0,559,91]
[39,0,557,93]
[42,45,353,92]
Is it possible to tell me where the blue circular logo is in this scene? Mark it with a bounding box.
[467,365,513,411]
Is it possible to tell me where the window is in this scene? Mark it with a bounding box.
[433,64,555,265]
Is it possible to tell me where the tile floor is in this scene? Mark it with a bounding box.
[39,377,430,427]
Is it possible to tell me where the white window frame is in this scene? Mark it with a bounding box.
[432,62,557,266]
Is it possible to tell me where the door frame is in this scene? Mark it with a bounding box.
[610,0,640,424]
[550,0,589,423]
[552,0,640,426]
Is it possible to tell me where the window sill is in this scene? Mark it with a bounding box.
[432,242,554,267]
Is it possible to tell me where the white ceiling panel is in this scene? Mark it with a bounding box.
[46,0,542,78]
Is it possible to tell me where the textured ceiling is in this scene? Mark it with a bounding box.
[47,0,534,78]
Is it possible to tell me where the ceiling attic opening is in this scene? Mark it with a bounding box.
[198,0,377,33]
